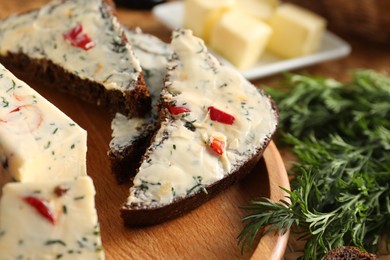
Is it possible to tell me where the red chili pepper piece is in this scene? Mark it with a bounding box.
[23,196,55,224]
[166,104,191,115]
[63,24,96,51]
[208,106,235,125]
[4,105,44,132]
[210,138,225,156]
[9,107,20,113]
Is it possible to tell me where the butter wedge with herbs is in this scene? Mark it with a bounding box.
[0,63,87,182]
[183,0,235,43]
[267,3,326,58]
[210,10,272,69]
[0,176,104,259]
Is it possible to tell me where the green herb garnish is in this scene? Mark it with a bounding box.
[1,97,9,107]
[184,121,196,132]
[187,176,208,195]
[238,70,390,259]
[74,195,85,201]
[45,239,66,246]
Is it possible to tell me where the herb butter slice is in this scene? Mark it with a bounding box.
[0,176,104,259]
[0,63,87,182]
[121,29,278,226]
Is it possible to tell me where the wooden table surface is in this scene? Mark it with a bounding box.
[1,0,389,259]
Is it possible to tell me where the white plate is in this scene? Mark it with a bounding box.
[152,1,351,80]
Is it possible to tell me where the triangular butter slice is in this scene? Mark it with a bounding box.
[121,29,278,226]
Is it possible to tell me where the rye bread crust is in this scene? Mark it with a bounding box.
[0,52,151,117]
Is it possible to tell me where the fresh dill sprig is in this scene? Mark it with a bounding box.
[238,70,390,259]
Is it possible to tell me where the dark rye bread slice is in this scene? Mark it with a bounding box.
[0,0,150,117]
[108,28,172,183]
[121,29,278,226]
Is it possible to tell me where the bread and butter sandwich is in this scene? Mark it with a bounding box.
[109,28,172,183]
[0,0,150,117]
[121,29,278,226]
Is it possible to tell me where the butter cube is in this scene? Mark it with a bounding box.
[0,177,104,259]
[184,0,235,42]
[210,10,272,69]
[267,3,326,58]
[237,0,279,21]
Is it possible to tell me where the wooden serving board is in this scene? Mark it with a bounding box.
[0,1,290,259]
[0,73,290,259]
